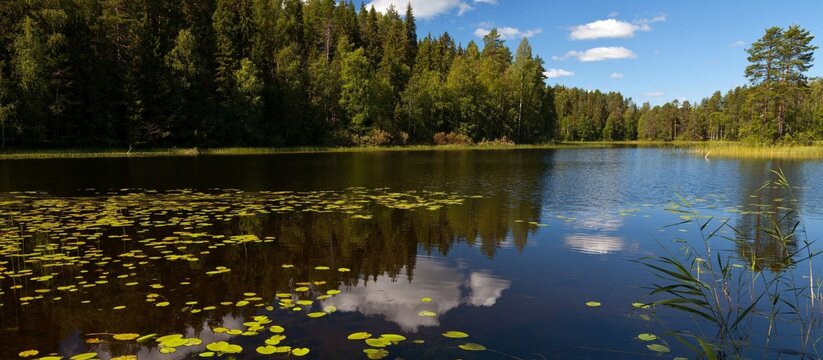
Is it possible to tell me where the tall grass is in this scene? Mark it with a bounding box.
[0,142,648,160]
[693,141,823,160]
[637,168,822,358]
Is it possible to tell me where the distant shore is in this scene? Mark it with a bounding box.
[0,141,822,160]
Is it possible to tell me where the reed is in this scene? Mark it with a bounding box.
[636,168,822,358]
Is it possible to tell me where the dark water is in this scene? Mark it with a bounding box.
[1,148,822,359]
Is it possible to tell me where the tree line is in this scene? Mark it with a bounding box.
[0,1,819,149]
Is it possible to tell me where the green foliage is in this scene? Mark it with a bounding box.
[0,3,818,148]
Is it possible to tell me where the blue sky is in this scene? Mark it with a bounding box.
[368,0,823,105]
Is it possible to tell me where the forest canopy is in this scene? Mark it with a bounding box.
[0,0,819,149]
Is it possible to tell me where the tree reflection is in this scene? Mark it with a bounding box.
[733,161,803,272]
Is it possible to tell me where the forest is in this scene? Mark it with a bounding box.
[0,0,820,149]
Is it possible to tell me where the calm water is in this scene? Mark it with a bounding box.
[1,148,823,359]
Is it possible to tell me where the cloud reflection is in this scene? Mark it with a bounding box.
[325,257,510,332]
[564,234,625,254]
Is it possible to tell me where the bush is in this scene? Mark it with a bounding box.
[352,128,394,146]
[433,132,473,145]
[477,136,515,146]
[782,130,815,146]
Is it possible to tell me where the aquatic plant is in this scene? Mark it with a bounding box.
[637,168,822,358]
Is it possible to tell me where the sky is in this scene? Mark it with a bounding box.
[367,0,823,105]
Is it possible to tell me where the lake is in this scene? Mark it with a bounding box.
[2,148,823,359]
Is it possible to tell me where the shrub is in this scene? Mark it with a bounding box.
[477,136,515,146]
[433,132,473,145]
[353,128,394,146]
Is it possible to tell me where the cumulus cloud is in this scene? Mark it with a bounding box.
[474,0,498,4]
[553,47,637,62]
[644,91,665,97]
[730,40,746,47]
[610,72,624,79]
[474,26,542,39]
[368,0,469,19]
[569,15,665,40]
[544,68,574,78]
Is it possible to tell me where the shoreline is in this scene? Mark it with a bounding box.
[0,141,821,160]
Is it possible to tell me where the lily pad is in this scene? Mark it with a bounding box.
[637,333,657,341]
[347,332,372,340]
[646,344,671,353]
[291,348,310,356]
[459,343,486,351]
[113,333,140,341]
[442,331,469,339]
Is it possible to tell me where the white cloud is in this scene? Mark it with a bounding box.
[610,72,624,79]
[458,2,473,15]
[569,15,665,40]
[474,0,497,4]
[553,47,637,62]
[474,26,542,40]
[368,0,470,19]
[644,91,665,97]
[730,40,746,47]
[544,68,574,78]
[608,11,619,17]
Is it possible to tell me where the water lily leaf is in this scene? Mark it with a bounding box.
[365,338,391,347]
[206,342,228,352]
[113,333,140,341]
[585,301,601,307]
[156,334,183,343]
[136,334,156,342]
[161,338,189,348]
[269,325,285,333]
[380,334,406,342]
[224,344,242,354]
[18,350,39,357]
[418,310,437,317]
[458,343,486,351]
[420,297,432,303]
[632,302,650,309]
[291,348,310,356]
[198,352,215,357]
[637,333,657,341]
[347,332,372,340]
[307,312,327,318]
[646,344,670,353]
[442,331,469,339]
[69,353,98,360]
[256,346,277,355]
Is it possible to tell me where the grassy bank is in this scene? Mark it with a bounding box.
[1,141,823,160]
[0,142,662,160]
[692,141,823,160]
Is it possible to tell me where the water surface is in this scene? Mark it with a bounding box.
[1,148,822,359]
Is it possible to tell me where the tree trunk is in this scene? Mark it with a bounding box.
[777,100,785,138]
